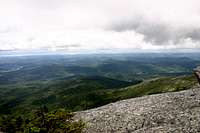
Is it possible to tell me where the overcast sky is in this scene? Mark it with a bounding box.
[0,0,200,51]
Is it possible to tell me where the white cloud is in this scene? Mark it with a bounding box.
[0,0,200,51]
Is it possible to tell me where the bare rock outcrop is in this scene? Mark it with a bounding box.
[194,66,200,84]
[75,86,200,133]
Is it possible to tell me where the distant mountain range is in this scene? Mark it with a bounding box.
[0,53,199,122]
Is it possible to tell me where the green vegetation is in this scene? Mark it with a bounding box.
[105,75,197,100]
[0,106,84,133]
[0,75,196,132]
[0,54,199,132]
[0,54,199,84]
[0,75,197,117]
[60,75,197,108]
[0,76,140,116]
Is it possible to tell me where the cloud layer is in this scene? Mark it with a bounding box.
[0,0,200,51]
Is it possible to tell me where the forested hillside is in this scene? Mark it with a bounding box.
[0,53,199,132]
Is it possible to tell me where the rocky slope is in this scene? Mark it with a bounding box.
[75,86,200,133]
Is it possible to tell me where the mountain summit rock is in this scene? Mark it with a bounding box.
[75,86,200,133]
[194,66,200,84]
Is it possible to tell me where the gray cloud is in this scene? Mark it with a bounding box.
[186,29,200,41]
[0,0,200,50]
[110,18,200,45]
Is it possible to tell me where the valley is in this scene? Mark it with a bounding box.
[0,52,200,132]
[0,52,199,117]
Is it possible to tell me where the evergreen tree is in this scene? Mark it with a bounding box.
[0,106,85,133]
